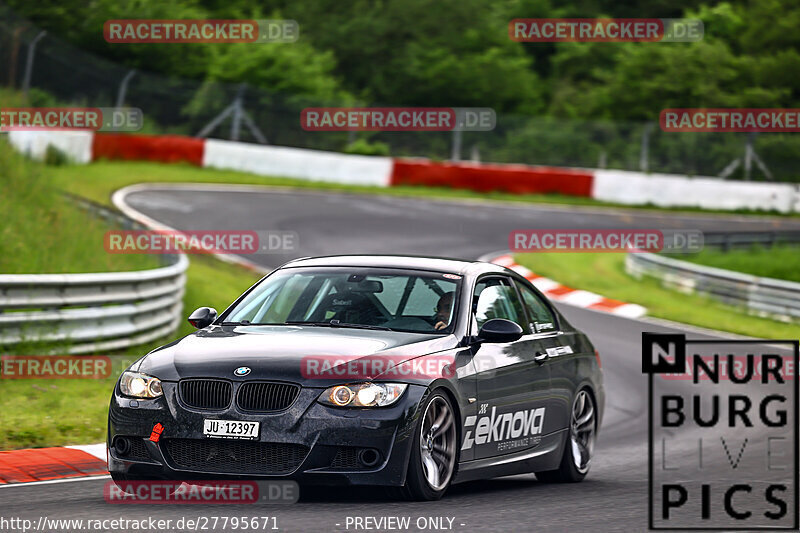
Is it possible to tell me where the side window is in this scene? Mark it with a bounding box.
[518,284,557,333]
[473,278,526,331]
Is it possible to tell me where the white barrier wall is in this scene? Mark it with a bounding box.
[8,130,93,163]
[203,139,394,187]
[8,131,800,214]
[592,169,800,214]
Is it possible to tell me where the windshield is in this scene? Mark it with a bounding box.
[223,268,460,333]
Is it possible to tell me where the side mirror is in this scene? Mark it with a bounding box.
[478,318,524,343]
[188,307,217,329]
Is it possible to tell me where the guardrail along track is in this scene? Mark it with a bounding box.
[703,231,800,251]
[0,198,188,354]
[626,248,800,322]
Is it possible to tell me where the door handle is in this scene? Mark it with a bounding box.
[534,352,549,364]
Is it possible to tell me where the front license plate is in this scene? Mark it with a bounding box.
[203,419,260,440]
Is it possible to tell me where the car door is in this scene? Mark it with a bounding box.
[466,275,552,460]
[513,280,573,431]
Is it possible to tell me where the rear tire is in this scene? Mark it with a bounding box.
[394,391,458,501]
[536,389,596,483]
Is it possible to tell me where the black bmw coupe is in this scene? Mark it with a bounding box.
[108,255,603,500]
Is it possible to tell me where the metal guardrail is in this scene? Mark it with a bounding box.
[0,199,188,354]
[625,251,800,322]
[703,231,800,251]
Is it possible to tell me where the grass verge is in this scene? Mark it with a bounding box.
[514,252,800,339]
[0,146,263,449]
[678,245,800,283]
[0,140,157,273]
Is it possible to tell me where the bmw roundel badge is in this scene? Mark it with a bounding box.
[234,366,251,376]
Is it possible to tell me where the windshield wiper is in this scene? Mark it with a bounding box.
[221,320,251,325]
[283,320,393,331]
[336,322,393,331]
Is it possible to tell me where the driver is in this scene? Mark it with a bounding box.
[434,291,454,331]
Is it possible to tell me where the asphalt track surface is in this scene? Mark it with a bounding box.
[4,186,800,533]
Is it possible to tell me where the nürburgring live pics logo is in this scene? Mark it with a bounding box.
[643,333,799,530]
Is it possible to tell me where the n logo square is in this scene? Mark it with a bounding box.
[642,333,686,374]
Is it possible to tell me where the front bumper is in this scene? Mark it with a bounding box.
[107,382,426,486]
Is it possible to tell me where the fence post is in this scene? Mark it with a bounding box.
[450,129,462,162]
[8,26,26,88]
[22,30,46,96]
[744,133,754,181]
[230,84,246,141]
[115,69,136,108]
[639,122,654,172]
[196,83,266,143]
[470,144,480,162]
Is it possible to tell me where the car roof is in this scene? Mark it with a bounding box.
[279,254,509,276]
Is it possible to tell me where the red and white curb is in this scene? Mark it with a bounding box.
[489,253,647,318]
[0,444,106,485]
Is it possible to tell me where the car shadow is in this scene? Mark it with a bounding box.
[296,474,635,504]
[297,475,549,503]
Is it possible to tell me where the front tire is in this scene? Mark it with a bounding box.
[395,391,458,500]
[536,389,596,483]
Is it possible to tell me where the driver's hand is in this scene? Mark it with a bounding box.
[435,321,448,330]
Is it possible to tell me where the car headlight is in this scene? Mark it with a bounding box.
[120,371,163,399]
[318,383,407,407]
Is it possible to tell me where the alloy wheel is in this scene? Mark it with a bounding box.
[570,390,596,474]
[419,396,456,490]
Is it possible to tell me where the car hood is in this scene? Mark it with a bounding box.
[135,324,459,386]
